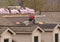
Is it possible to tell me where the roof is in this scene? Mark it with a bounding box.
[0,27,8,34]
[37,24,57,32]
[7,24,57,32]
[5,17,29,24]
[0,14,59,32]
[0,17,14,25]
[37,12,60,24]
[0,16,29,25]
[10,26,37,33]
[0,23,58,33]
[0,26,16,35]
[0,25,43,33]
[0,13,60,24]
[38,24,57,29]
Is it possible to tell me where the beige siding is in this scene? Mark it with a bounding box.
[1,31,13,42]
[32,29,41,42]
[12,33,32,42]
[53,26,60,42]
[41,32,53,42]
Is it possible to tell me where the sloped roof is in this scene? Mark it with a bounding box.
[0,26,16,35]
[0,17,14,25]
[38,24,57,29]
[0,14,14,25]
[0,23,58,33]
[10,26,37,33]
[0,14,59,32]
[40,12,60,24]
[0,27,8,34]
[5,17,29,24]
[0,12,60,24]
[37,24,57,31]
[0,15,29,25]
[0,25,40,33]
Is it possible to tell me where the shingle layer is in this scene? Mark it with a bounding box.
[38,24,57,29]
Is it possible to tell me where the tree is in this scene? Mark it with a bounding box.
[7,0,17,6]
[23,0,44,11]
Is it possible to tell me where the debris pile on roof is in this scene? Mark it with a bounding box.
[0,7,35,14]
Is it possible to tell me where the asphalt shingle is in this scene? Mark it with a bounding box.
[38,24,57,29]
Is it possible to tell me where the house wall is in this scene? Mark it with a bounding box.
[12,33,32,42]
[41,32,53,42]
[32,29,41,42]
[53,27,60,42]
[1,31,13,42]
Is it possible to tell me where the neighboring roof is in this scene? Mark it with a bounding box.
[0,27,8,34]
[4,24,57,32]
[10,26,37,33]
[38,24,57,29]
[0,23,58,33]
[0,25,43,33]
[0,26,16,36]
[37,24,58,32]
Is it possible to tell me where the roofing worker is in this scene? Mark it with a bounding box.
[7,8,11,14]
[29,15,35,24]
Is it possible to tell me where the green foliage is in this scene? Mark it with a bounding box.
[0,0,60,11]
[23,0,44,11]
[0,0,44,11]
[0,0,18,7]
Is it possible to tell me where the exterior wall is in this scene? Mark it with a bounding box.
[32,29,41,42]
[53,27,60,42]
[1,31,13,42]
[12,33,32,42]
[41,32,53,42]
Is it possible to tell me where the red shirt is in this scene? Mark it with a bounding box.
[29,15,35,19]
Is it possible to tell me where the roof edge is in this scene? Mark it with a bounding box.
[16,32,32,33]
